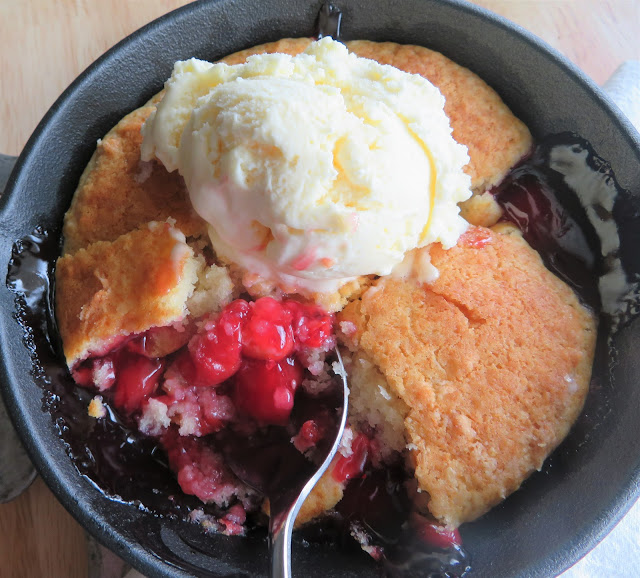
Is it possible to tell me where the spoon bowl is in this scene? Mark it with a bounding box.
[221,348,349,577]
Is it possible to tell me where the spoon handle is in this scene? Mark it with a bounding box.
[0,153,17,195]
[269,349,349,577]
[0,153,37,504]
[269,508,294,578]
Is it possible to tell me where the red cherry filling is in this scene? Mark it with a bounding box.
[188,301,248,386]
[75,297,335,421]
[71,296,338,531]
[410,512,462,550]
[288,301,335,349]
[333,433,370,483]
[241,297,295,360]
[112,351,164,414]
[293,419,322,452]
[161,429,245,505]
[233,357,303,425]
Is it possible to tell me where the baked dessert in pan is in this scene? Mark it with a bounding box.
[54,37,596,569]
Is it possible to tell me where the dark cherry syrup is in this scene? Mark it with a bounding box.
[494,133,640,321]
[493,147,599,309]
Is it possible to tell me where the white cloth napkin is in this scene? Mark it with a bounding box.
[560,60,640,578]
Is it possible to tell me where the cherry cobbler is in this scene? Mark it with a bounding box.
[55,38,596,575]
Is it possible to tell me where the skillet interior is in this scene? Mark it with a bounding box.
[1,0,640,576]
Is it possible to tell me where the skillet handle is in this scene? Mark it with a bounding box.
[0,154,17,197]
[0,152,38,503]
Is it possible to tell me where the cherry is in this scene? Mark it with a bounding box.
[218,299,251,334]
[189,329,241,386]
[333,433,370,483]
[126,324,194,358]
[299,420,321,445]
[233,357,302,425]
[113,351,164,414]
[218,504,247,536]
[288,301,335,349]
[241,297,295,360]
[172,349,201,385]
[188,301,248,386]
[410,512,462,549]
[293,419,323,452]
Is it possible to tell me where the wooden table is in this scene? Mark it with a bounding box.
[0,1,638,576]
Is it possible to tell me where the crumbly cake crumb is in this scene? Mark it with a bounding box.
[186,257,237,319]
[459,192,504,227]
[88,396,107,419]
[344,352,409,461]
[138,398,171,436]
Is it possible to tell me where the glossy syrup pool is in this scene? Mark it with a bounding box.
[5,133,640,577]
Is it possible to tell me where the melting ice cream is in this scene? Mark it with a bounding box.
[142,38,472,293]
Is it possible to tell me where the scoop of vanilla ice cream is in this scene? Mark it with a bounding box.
[142,38,472,294]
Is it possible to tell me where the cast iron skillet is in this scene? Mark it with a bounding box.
[2,0,640,576]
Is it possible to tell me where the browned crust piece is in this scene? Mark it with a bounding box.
[62,97,207,255]
[56,221,200,368]
[62,38,531,254]
[338,227,596,528]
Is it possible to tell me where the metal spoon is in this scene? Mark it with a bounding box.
[221,347,349,578]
